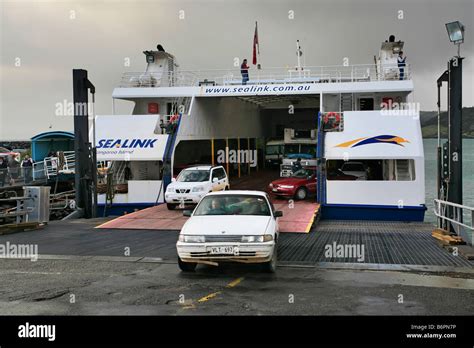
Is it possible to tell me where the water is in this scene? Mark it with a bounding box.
[424,138,474,224]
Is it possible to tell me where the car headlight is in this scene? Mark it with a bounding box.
[279,185,294,189]
[241,235,273,242]
[167,185,175,192]
[192,186,205,192]
[179,235,206,243]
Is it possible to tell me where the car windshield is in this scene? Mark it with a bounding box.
[193,195,271,216]
[177,169,210,182]
[291,168,314,178]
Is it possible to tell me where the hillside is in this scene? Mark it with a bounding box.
[420,107,474,138]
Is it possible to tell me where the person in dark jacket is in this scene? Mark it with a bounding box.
[241,59,249,85]
[21,155,33,183]
[8,155,20,185]
[292,158,303,173]
[0,157,8,187]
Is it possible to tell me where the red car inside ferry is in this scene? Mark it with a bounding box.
[268,167,317,200]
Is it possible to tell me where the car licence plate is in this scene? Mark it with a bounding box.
[208,246,235,255]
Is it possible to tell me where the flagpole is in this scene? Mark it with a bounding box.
[256,21,261,70]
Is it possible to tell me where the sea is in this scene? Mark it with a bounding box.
[424,139,474,224]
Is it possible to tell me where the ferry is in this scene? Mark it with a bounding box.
[95,35,425,222]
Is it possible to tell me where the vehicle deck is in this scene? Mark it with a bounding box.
[97,169,320,233]
[3,219,472,269]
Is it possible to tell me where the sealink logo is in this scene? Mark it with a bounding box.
[335,135,410,148]
[97,138,157,149]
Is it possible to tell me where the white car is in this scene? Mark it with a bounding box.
[165,165,229,210]
[176,190,282,273]
[340,161,368,180]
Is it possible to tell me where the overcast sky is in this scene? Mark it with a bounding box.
[1,0,473,140]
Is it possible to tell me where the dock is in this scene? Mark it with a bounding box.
[3,219,472,270]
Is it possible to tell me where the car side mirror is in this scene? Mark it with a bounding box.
[171,177,177,182]
[274,210,283,218]
[212,177,218,183]
[183,210,192,217]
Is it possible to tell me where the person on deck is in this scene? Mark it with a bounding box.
[397,51,406,80]
[241,59,249,85]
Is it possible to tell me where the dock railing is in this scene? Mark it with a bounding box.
[433,199,474,245]
[0,196,33,224]
[119,63,411,88]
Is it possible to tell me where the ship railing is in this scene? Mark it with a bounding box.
[120,71,199,87]
[118,63,411,88]
[434,199,474,245]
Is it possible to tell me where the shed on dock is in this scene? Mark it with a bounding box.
[31,131,74,162]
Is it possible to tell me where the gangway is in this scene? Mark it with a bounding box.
[43,151,76,179]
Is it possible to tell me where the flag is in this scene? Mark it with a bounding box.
[252,21,259,65]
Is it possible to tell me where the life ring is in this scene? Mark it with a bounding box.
[323,112,341,125]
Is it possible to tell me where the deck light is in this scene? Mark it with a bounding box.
[446,21,464,43]
[445,21,465,56]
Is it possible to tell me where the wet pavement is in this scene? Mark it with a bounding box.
[0,258,472,315]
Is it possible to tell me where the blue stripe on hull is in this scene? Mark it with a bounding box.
[322,203,426,222]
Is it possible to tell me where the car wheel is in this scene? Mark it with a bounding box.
[178,257,197,272]
[262,247,277,273]
[167,203,177,210]
[225,186,230,190]
[294,187,307,200]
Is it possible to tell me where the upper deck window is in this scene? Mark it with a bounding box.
[327,159,415,181]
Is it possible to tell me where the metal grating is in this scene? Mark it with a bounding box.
[278,220,474,267]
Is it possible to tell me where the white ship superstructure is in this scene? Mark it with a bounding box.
[95,37,425,221]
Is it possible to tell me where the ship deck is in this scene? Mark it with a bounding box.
[97,169,320,233]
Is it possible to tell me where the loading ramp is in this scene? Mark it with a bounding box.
[97,169,320,233]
